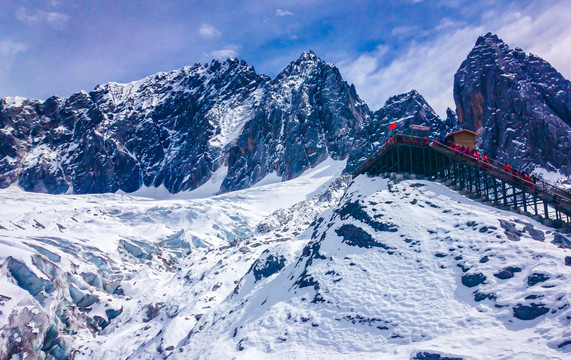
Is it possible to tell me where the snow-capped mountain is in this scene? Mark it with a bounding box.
[1,51,452,196]
[454,33,571,182]
[1,59,268,194]
[221,51,371,192]
[180,176,571,359]
[1,32,571,360]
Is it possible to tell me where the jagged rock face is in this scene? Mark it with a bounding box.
[370,90,448,140]
[1,51,453,195]
[445,107,461,133]
[454,32,571,176]
[344,90,451,171]
[0,59,267,193]
[221,51,371,192]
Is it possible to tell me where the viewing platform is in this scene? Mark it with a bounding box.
[353,134,571,230]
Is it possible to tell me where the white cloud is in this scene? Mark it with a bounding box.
[391,25,417,36]
[276,9,294,16]
[337,1,571,118]
[209,47,239,59]
[199,23,222,38]
[46,12,70,30]
[0,40,27,56]
[492,4,571,80]
[16,7,70,29]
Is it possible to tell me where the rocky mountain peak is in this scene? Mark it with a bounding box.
[383,89,424,108]
[368,90,448,141]
[454,32,571,182]
[475,32,505,47]
[298,49,320,61]
[276,50,332,81]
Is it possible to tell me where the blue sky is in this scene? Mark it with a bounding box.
[1,0,571,116]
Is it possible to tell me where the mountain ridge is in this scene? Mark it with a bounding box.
[2,33,570,195]
[0,51,450,195]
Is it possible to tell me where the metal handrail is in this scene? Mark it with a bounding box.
[353,134,571,207]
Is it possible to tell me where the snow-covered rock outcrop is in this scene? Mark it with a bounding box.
[454,33,571,183]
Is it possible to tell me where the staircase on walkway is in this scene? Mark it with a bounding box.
[353,134,571,230]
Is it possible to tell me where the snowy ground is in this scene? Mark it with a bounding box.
[0,159,346,359]
[178,176,571,360]
[0,163,570,359]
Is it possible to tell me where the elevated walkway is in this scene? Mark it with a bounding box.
[353,134,571,230]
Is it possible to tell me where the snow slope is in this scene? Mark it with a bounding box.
[0,165,570,359]
[0,159,347,359]
[178,176,571,360]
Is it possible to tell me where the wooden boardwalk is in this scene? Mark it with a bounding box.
[353,135,571,229]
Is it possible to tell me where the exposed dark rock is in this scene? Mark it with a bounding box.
[453,32,571,181]
[493,266,521,280]
[413,352,463,360]
[461,273,486,288]
[552,233,571,249]
[565,256,571,266]
[513,303,549,320]
[143,303,165,322]
[335,224,392,249]
[335,200,398,232]
[250,250,287,281]
[499,220,521,241]
[523,224,544,242]
[474,291,497,302]
[527,273,550,286]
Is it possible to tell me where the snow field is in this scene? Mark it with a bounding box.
[178,176,570,359]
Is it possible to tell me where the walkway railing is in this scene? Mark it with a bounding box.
[352,134,571,228]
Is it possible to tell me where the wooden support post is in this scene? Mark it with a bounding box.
[512,186,518,210]
[428,148,432,176]
[475,169,481,197]
[522,186,527,213]
[493,177,498,205]
[422,148,426,176]
[502,181,507,207]
[533,192,538,216]
[468,166,473,193]
[409,146,413,174]
[544,200,549,220]
[397,145,401,173]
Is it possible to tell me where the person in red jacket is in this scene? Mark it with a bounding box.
[522,172,531,184]
[480,154,489,170]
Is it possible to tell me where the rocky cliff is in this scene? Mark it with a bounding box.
[0,59,267,194]
[454,32,571,179]
[2,32,569,195]
[1,52,447,195]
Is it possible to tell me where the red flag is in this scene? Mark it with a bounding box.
[388,121,397,130]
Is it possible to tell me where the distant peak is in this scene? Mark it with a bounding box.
[298,50,321,62]
[475,32,505,47]
[385,90,423,105]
